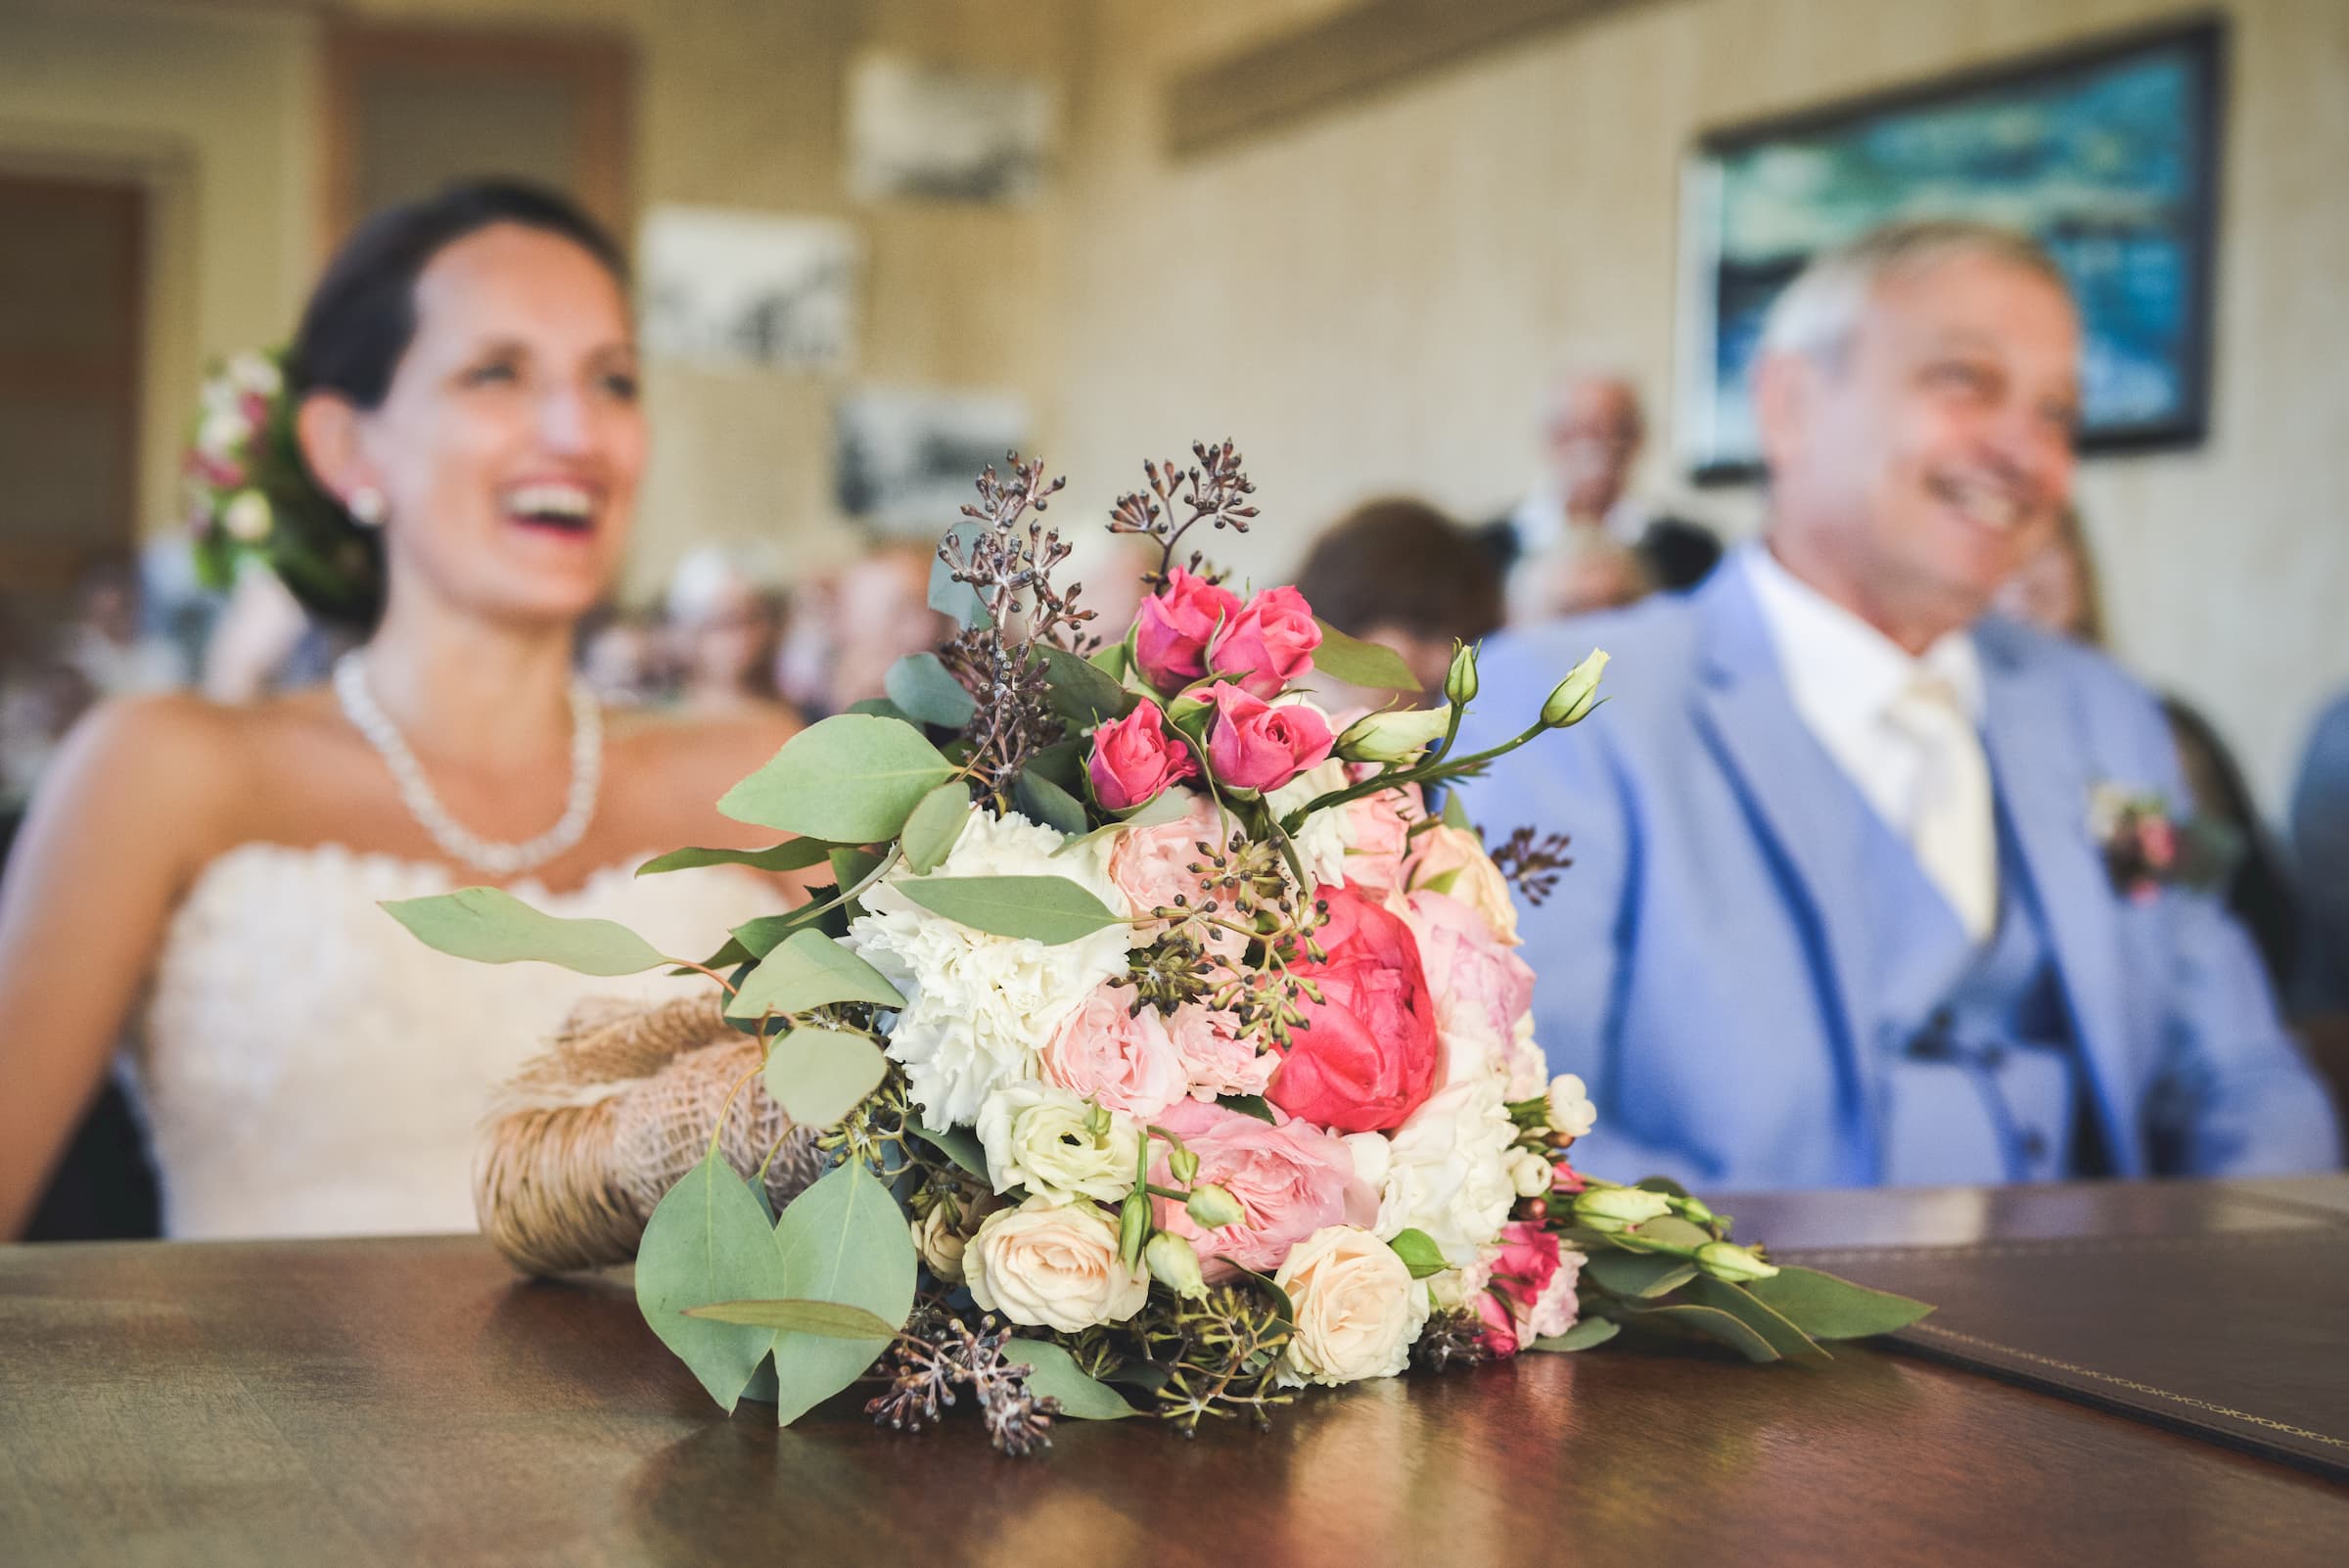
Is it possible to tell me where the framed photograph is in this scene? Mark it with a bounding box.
[846,52,1055,205]
[833,387,1028,534]
[639,206,858,373]
[1677,19,2224,483]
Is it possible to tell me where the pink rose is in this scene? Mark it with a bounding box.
[1488,1221,1581,1345]
[1168,1004,1276,1101]
[1405,890,1539,1091]
[1040,982,1191,1119]
[1204,683,1334,794]
[1107,793,1243,961]
[1551,1160,1587,1196]
[1134,567,1241,692]
[1404,823,1522,945]
[1087,701,1198,811]
[1342,777,1423,897]
[1208,585,1323,699]
[1474,1286,1521,1357]
[1267,882,1441,1133]
[1149,1098,1374,1278]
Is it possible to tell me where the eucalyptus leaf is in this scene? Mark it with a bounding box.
[762,1026,890,1127]
[1682,1275,1830,1364]
[730,905,833,961]
[908,1121,988,1177]
[1038,643,1137,726]
[1633,1176,1693,1199]
[383,887,667,976]
[634,1153,794,1411]
[1528,1316,1622,1354]
[1312,618,1420,691]
[1584,1249,1700,1300]
[1744,1266,1934,1340]
[1613,1300,1781,1363]
[1001,1338,1139,1420]
[767,1162,919,1425]
[845,696,913,722]
[1015,768,1091,836]
[637,840,836,878]
[1089,642,1131,681]
[898,875,1126,945]
[1387,1228,1449,1280]
[726,929,907,1022]
[884,652,979,729]
[718,715,955,843]
[1217,1094,1278,1126]
[682,1298,903,1339]
[900,781,973,875]
[1025,737,1084,793]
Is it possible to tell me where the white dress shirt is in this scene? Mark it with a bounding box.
[1743,544,1999,934]
[1505,483,1650,556]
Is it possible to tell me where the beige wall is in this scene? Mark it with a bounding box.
[1048,0,2349,809]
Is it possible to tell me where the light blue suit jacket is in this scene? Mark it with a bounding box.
[1455,559,2342,1189]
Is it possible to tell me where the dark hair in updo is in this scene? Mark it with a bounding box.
[283,179,630,625]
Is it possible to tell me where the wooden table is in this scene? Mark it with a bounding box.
[4,1179,2345,1567]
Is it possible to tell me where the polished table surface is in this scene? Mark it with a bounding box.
[4,1178,2346,1568]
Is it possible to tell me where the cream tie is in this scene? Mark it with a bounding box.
[1885,674,1998,942]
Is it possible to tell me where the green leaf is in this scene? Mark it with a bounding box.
[767,1162,919,1425]
[1217,1093,1277,1126]
[1421,866,1462,897]
[1611,1215,1715,1255]
[1001,1339,1139,1419]
[1633,1176,1693,1199]
[383,887,667,976]
[634,1153,794,1411]
[844,696,912,722]
[682,1299,902,1338]
[1015,768,1091,836]
[828,846,885,899]
[1528,1315,1622,1354]
[884,652,978,729]
[1440,790,1474,833]
[897,875,1126,945]
[1681,1275,1830,1364]
[726,929,906,1021]
[762,1027,889,1127]
[718,715,956,843]
[1745,1266,1934,1340]
[729,908,827,961]
[929,524,990,628]
[1312,618,1419,691]
[1613,1300,1782,1363]
[1025,737,1084,793]
[1387,1228,1449,1280]
[1584,1250,1700,1299]
[1089,642,1131,681]
[1038,643,1137,726]
[907,1121,987,1176]
[636,840,836,878]
[900,781,973,874]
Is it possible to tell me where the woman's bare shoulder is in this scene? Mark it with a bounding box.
[44,689,344,834]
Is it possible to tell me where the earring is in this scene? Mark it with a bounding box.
[347,486,387,528]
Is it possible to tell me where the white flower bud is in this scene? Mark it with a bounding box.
[1546,1073,1597,1140]
[1145,1231,1209,1300]
[222,489,273,543]
[1507,1146,1553,1198]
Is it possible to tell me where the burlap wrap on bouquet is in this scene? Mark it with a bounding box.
[473,994,827,1275]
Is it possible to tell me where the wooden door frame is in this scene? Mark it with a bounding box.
[318,21,635,260]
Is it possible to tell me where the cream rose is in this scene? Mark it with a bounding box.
[1274,1224,1431,1387]
[1405,823,1521,945]
[975,1082,1141,1205]
[965,1197,1150,1333]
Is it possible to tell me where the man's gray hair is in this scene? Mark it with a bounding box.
[1758,219,2073,364]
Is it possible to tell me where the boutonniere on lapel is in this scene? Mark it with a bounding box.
[2087,784,2236,900]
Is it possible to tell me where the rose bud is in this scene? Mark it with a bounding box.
[1204,683,1334,795]
[1207,585,1323,699]
[1540,648,1610,728]
[1087,701,1198,811]
[1134,567,1241,693]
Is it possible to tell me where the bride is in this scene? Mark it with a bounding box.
[0,182,803,1241]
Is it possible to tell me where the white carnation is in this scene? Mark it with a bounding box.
[1265,756,1354,891]
[850,808,1133,1130]
[1364,1069,1519,1266]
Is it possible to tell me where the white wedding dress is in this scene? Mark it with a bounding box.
[128,842,779,1240]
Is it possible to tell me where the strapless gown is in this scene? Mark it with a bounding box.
[127,842,778,1239]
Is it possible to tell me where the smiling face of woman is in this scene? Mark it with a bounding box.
[349,222,645,628]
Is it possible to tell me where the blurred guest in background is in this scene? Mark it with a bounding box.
[1295,495,1501,700]
[577,605,668,709]
[1480,371,1721,616]
[2290,694,2349,1016]
[664,545,787,719]
[0,181,802,1243]
[60,561,187,699]
[1503,527,1652,627]
[826,542,954,711]
[1995,510,2299,992]
[1459,219,2338,1190]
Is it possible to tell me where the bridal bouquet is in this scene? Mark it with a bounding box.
[392,444,1927,1453]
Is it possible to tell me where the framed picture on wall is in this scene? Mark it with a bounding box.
[1676,18,2224,484]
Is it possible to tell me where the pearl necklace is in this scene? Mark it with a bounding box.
[334,650,602,878]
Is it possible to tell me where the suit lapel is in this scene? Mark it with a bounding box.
[1691,569,1884,1174]
[1974,622,2142,1175]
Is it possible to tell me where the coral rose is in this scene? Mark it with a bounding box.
[1267,882,1441,1132]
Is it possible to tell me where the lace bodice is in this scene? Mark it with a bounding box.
[129,842,778,1240]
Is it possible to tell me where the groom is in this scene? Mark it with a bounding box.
[1457,219,2340,1189]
